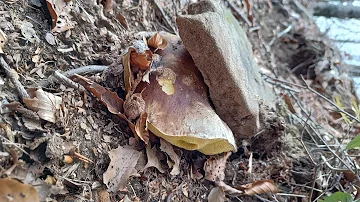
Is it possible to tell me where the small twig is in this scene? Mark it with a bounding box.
[309,167,318,202]
[247,152,253,174]
[264,79,300,93]
[262,74,306,89]
[290,183,323,192]
[0,136,30,156]
[4,102,40,120]
[62,65,108,77]
[254,194,272,202]
[276,193,307,198]
[73,151,93,164]
[320,155,353,172]
[301,75,360,123]
[129,184,137,197]
[299,113,317,165]
[268,25,292,46]
[53,70,86,92]
[0,57,29,99]
[39,65,107,87]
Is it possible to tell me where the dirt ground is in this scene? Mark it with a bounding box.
[0,0,359,201]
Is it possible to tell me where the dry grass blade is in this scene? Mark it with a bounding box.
[71,74,126,120]
[236,180,279,195]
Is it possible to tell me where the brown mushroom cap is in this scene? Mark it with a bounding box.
[141,32,236,155]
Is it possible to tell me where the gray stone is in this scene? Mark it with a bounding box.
[176,0,272,140]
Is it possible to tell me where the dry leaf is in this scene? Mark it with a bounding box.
[101,0,113,13]
[245,0,253,25]
[122,48,135,95]
[160,138,180,176]
[143,144,166,173]
[45,32,56,45]
[130,50,153,71]
[141,32,236,155]
[103,146,141,192]
[147,32,168,50]
[203,152,231,182]
[0,178,40,202]
[116,13,129,30]
[45,0,75,33]
[23,88,62,123]
[134,112,149,144]
[20,22,39,43]
[216,181,243,195]
[71,74,127,120]
[343,171,360,199]
[236,180,279,195]
[283,94,296,113]
[208,187,226,202]
[0,29,7,53]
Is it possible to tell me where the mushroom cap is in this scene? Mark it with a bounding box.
[142,32,236,155]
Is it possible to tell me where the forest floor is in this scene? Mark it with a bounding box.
[0,0,359,202]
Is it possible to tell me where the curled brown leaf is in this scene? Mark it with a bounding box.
[236,180,279,195]
[71,74,126,120]
[134,112,149,144]
[122,48,135,95]
[147,33,168,50]
[130,50,153,71]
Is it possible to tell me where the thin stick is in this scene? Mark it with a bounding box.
[309,167,318,202]
[39,65,107,87]
[290,183,323,192]
[4,102,40,120]
[276,193,307,198]
[268,25,292,46]
[299,113,317,165]
[53,70,86,92]
[62,65,108,77]
[0,57,29,99]
[73,152,94,163]
[301,75,360,123]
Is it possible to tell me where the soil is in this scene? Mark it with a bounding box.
[0,0,358,202]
